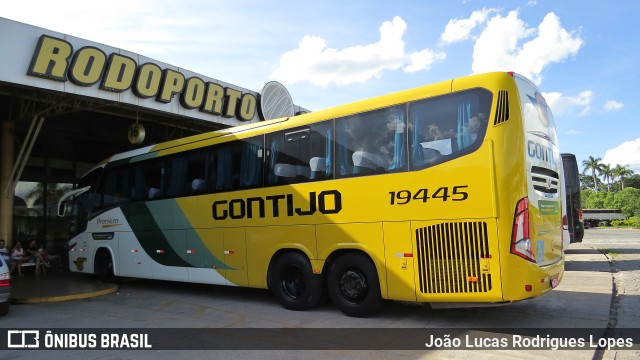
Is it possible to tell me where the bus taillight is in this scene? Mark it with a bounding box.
[511,197,536,262]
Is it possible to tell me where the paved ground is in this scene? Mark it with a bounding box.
[2,228,639,359]
[581,228,640,360]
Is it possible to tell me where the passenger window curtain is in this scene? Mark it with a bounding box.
[215,147,233,190]
[132,168,146,201]
[457,100,472,150]
[410,112,425,168]
[325,127,333,177]
[388,114,406,171]
[167,157,188,196]
[267,136,281,184]
[240,142,262,187]
[336,124,350,176]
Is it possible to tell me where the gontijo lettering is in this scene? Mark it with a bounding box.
[212,190,342,220]
[26,35,257,121]
[527,140,558,166]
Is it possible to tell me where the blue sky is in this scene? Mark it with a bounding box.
[3,0,639,174]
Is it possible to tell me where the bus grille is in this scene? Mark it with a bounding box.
[493,90,509,125]
[416,221,492,294]
[531,166,559,194]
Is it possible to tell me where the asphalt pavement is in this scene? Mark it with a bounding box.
[4,240,638,359]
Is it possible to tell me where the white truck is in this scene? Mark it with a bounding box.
[582,209,626,227]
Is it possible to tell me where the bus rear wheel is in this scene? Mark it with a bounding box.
[269,252,324,311]
[327,252,384,317]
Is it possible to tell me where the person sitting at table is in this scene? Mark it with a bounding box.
[25,239,51,275]
[10,241,26,276]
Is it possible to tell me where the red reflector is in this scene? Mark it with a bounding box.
[525,285,533,292]
[0,279,10,287]
[404,253,413,258]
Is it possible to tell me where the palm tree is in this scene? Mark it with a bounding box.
[612,164,634,190]
[582,156,604,192]
[600,163,613,192]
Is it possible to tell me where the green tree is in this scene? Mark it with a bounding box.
[582,156,604,192]
[601,163,613,192]
[583,190,615,209]
[580,173,595,191]
[612,164,634,190]
[581,189,594,206]
[613,187,640,218]
[627,174,640,189]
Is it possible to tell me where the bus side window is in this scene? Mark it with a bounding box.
[166,150,209,197]
[409,90,490,170]
[213,136,263,192]
[99,167,131,208]
[188,151,209,194]
[266,122,331,186]
[335,106,405,178]
[132,160,164,200]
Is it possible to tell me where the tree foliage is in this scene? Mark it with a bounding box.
[613,187,640,218]
[580,157,639,220]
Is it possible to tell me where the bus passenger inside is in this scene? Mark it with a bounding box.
[409,96,488,170]
[336,106,406,177]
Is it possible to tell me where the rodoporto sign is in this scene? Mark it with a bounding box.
[26,35,294,122]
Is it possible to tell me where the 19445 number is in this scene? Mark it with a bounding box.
[389,185,469,205]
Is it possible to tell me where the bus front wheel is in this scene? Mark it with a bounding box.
[269,252,324,311]
[327,252,384,317]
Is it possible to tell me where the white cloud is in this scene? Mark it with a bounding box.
[471,11,583,85]
[439,8,497,44]
[271,16,445,86]
[404,50,447,73]
[603,139,640,173]
[543,91,593,117]
[2,0,193,56]
[565,129,581,135]
[603,100,624,112]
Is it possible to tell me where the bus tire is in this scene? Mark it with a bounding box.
[269,252,324,311]
[327,252,384,317]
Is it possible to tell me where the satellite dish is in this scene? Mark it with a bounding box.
[259,81,294,120]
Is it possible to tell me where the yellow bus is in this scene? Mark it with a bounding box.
[59,72,564,317]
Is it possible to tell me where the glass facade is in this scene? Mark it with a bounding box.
[13,181,73,265]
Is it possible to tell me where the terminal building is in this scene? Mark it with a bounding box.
[0,17,305,253]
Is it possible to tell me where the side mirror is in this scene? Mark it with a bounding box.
[58,201,67,217]
[57,186,91,217]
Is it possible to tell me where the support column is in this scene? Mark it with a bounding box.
[0,121,14,247]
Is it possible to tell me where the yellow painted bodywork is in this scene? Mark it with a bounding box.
[108,72,563,304]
